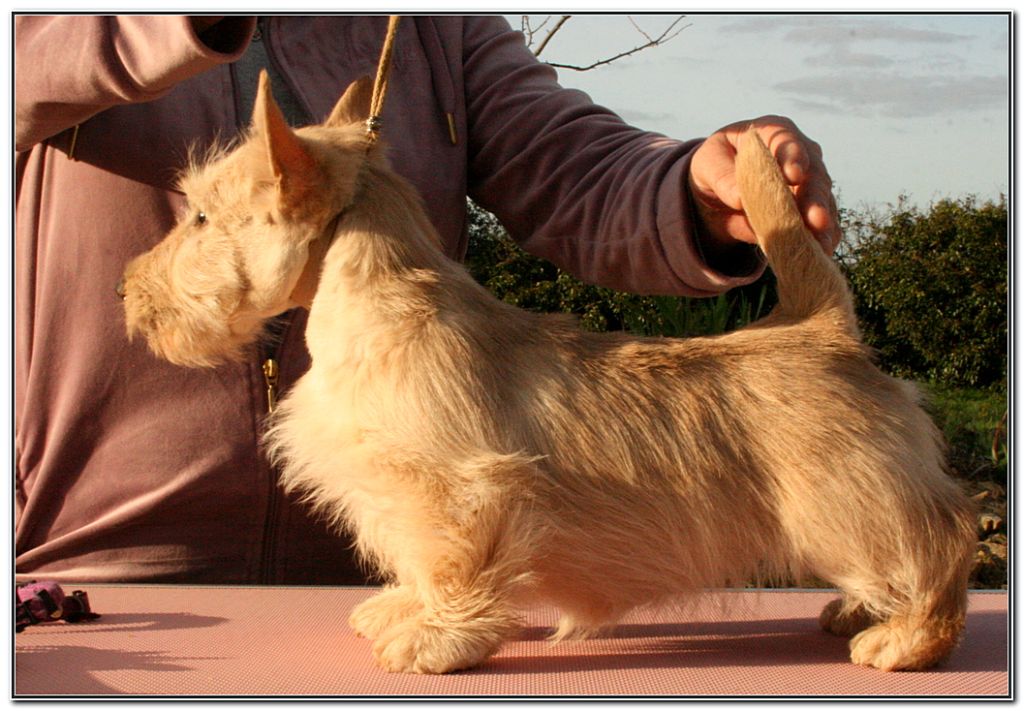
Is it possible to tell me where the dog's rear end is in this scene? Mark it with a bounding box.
[732,130,976,670]
[476,131,976,672]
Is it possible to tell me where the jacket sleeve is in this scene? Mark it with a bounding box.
[461,17,764,297]
[15,15,255,151]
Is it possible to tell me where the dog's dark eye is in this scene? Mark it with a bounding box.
[196,211,207,226]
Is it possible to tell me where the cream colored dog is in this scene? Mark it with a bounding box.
[122,72,976,674]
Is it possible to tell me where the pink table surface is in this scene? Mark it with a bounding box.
[15,586,1008,698]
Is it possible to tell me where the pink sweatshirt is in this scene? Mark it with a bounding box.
[15,15,762,583]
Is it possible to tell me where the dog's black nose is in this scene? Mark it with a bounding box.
[115,277,126,301]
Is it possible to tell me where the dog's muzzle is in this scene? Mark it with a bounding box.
[115,277,127,301]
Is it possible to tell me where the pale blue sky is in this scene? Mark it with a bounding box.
[514,13,1010,212]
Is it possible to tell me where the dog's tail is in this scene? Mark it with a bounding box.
[735,129,856,334]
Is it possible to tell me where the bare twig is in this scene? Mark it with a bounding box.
[628,16,654,44]
[536,15,690,72]
[533,15,571,58]
[521,16,533,45]
[521,15,553,47]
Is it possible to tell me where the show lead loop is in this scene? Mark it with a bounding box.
[365,15,402,146]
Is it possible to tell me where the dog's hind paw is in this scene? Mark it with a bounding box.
[849,620,959,671]
[819,598,877,637]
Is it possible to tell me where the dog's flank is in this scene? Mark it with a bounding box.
[122,71,976,674]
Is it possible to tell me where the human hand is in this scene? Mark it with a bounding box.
[688,116,840,261]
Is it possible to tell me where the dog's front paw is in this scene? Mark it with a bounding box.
[349,586,423,640]
[372,616,507,674]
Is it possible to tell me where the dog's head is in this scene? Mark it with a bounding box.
[121,71,377,367]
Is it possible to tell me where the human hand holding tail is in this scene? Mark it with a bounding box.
[689,115,840,263]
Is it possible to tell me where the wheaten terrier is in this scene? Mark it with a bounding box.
[121,72,976,674]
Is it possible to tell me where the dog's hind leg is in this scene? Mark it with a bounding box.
[806,470,975,670]
[847,581,970,671]
[819,597,879,638]
[807,486,974,670]
[810,517,974,669]
[846,496,976,671]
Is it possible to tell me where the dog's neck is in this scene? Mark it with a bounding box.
[289,215,341,310]
[292,163,449,310]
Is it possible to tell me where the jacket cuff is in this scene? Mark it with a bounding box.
[655,145,766,295]
[119,16,255,99]
[187,16,256,57]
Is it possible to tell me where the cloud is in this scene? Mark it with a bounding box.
[991,30,1010,53]
[617,108,676,124]
[781,21,968,46]
[803,46,895,69]
[720,16,968,45]
[775,72,1007,118]
[786,97,845,116]
[714,15,1005,119]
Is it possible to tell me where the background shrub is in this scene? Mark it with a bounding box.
[839,195,1007,389]
[466,196,1007,393]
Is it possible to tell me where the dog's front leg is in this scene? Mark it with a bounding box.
[349,584,424,641]
[370,565,522,674]
[344,449,541,674]
[366,498,533,674]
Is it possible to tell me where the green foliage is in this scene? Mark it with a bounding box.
[463,200,776,337]
[923,382,1008,485]
[840,195,1007,388]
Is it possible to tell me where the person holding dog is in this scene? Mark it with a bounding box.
[15,15,839,584]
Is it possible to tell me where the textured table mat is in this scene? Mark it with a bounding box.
[15,586,1008,698]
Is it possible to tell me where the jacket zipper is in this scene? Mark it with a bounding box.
[262,357,279,413]
[257,320,289,584]
[251,18,284,583]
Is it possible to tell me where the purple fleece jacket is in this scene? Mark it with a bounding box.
[15,15,762,583]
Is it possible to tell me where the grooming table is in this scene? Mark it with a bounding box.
[15,586,1008,698]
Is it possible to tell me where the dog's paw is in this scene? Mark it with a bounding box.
[372,616,506,674]
[819,598,877,637]
[349,586,423,640]
[849,621,956,671]
[849,622,913,671]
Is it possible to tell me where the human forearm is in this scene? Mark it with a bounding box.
[15,15,254,151]
[462,17,764,296]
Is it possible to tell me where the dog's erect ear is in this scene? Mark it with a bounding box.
[252,70,320,215]
[324,76,374,128]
